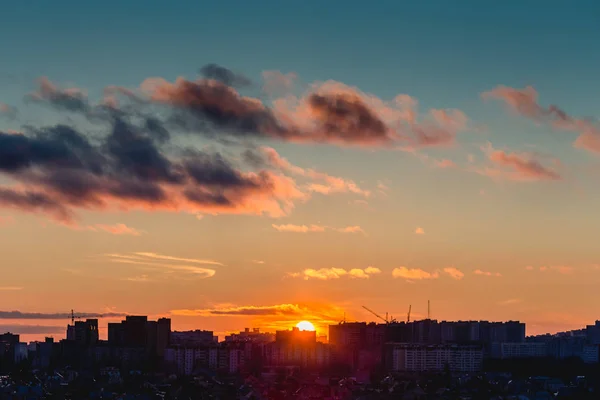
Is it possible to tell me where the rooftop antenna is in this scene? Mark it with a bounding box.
[427,300,431,320]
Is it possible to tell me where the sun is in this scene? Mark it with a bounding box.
[296,320,316,331]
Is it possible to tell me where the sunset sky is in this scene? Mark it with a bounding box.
[1,1,600,342]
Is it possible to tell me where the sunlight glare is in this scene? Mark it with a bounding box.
[296,320,316,331]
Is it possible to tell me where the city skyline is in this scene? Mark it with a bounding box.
[2,1,600,342]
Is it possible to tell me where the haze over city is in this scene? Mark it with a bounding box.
[2,0,600,344]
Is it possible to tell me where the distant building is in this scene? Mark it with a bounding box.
[171,330,215,346]
[107,316,171,358]
[491,342,547,359]
[225,328,274,343]
[387,343,483,372]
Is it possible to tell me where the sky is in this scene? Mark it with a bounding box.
[1,1,600,341]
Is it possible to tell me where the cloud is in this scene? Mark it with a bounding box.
[262,71,298,96]
[0,311,127,319]
[252,146,370,197]
[498,298,522,306]
[0,103,17,119]
[443,267,464,280]
[124,274,151,283]
[525,265,573,274]
[415,227,425,235]
[252,260,265,264]
[435,159,456,168]
[26,77,90,113]
[482,85,600,153]
[0,325,65,335]
[334,225,364,234]
[391,267,439,281]
[199,64,252,88]
[291,266,381,280]
[0,286,22,291]
[272,224,326,233]
[0,121,305,223]
[483,146,560,181]
[172,303,304,317]
[104,253,219,279]
[364,266,381,275]
[139,74,468,147]
[131,252,223,266]
[272,224,364,234]
[87,223,142,236]
[473,269,502,277]
[0,216,14,226]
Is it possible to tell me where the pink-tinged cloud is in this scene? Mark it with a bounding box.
[88,223,142,236]
[443,267,465,280]
[274,80,470,147]
[262,71,298,96]
[435,159,456,168]
[335,226,365,234]
[392,267,439,281]
[291,266,381,280]
[272,224,326,233]
[526,265,572,274]
[525,266,535,271]
[271,224,365,234]
[415,227,425,235]
[487,149,560,181]
[482,85,600,153]
[0,103,17,119]
[259,147,370,197]
[142,75,468,148]
[0,216,14,226]
[474,269,502,277]
[26,77,89,113]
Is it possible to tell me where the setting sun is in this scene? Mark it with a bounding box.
[296,320,316,331]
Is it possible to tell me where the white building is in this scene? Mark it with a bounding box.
[389,344,483,372]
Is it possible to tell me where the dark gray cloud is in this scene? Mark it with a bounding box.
[0,325,65,335]
[199,63,251,88]
[0,311,127,320]
[26,77,90,113]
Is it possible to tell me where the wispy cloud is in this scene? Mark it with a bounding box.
[272,224,326,233]
[479,144,561,181]
[103,253,219,279]
[87,223,143,236]
[498,298,522,306]
[290,266,381,280]
[415,227,425,235]
[392,267,439,281]
[252,260,265,265]
[132,252,223,266]
[272,224,365,234]
[482,85,600,153]
[0,311,126,319]
[0,287,23,291]
[525,265,573,274]
[474,269,502,277]
[170,302,345,333]
[0,325,65,335]
[258,147,371,197]
[443,267,464,280]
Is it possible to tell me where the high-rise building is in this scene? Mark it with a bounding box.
[66,319,99,346]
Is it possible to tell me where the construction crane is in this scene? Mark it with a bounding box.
[70,309,82,325]
[407,305,412,323]
[428,300,431,320]
[362,305,388,324]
